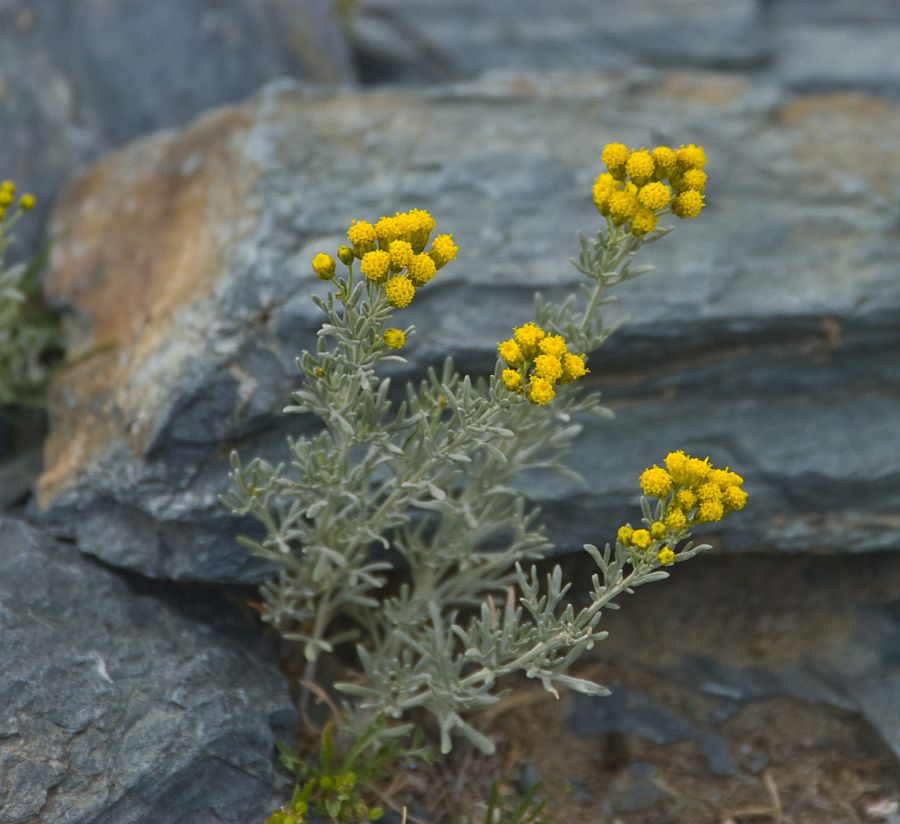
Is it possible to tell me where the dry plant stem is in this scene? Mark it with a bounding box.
[298,659,317,716]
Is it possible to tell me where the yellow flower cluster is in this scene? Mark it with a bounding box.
[311,209,458,321]
[616,451,747,566]
[593,142,707,236]
[382,328,406,349]
[497,324,589,405]
[0,180,35,222]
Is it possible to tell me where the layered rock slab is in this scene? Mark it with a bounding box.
[351,0,767,82]
[36,73,900,582]
[0,517,295,823]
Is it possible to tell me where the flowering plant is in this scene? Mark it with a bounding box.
[0,182,57,410]
[225,142,746,766]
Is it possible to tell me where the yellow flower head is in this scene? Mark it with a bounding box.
[608,190,639,225]
[405,208,436,251]
[651,146,677,177]
[696,498,725,523]
[0,190,13,208]
[384,275,415,308]
[559,352,589,383]
[513,323,545,359]
[665,450,688,480]
[337,245,355,266]
[665,507,687,532]
[375,214,401,245]
[498,338,524,367]
[501,368,523,392]
[592,174,618,215]
[430,233,458,268]
[640,465,672,498]
[407,253,437,286]
[681,169,707,192]
[311,253,336,280]
[360,250,392,283]
[637,181,672,211]
[533,354,563,383]
[601,142,630,178]
[709,468,744,490]
[389,240,415,270]
[18,193,35,211]
[697,482,723,503]
[630,207,657,237]
[685,456,712,485]
[539,334,568,358]
[723,485,748,512]
[617,525,634,547]
[650,521,667,540]
[676,143,706,170]
[625,150,655,186]
[383,328,406,349]
[672,190,705,219]
[665,451,711,486]
[527,377,555,405]
[1,180,15,195]
[347,220,377,254]
[657,547,676,566]
[631,529,651,550]
[676,488,697,511]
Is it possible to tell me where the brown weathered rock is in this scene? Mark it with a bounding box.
[36,73,900,581]
[40,105,258,504]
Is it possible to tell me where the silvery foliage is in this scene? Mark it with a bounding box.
[0,228,56,408]
[225,221,710,754]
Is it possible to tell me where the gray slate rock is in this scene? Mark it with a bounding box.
[0,516,295,823]
[772,24,900,97]
[0,0,353,254]
[351,0,767,82]
[35,73,900,581]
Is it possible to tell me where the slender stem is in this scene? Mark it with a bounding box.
[298,594,333,713]
[299,658,318,716]
[578,279,608,334]
[577,226,636,334]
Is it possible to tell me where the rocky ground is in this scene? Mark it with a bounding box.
[1,1,899,822]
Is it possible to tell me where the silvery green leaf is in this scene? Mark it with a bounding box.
[451,717,496,755]
[635,570,670,585]
[552,674,611,696]
[640,497,652,520]
[305,499,327,519]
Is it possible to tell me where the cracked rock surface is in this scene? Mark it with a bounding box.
[0,517,295,824]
